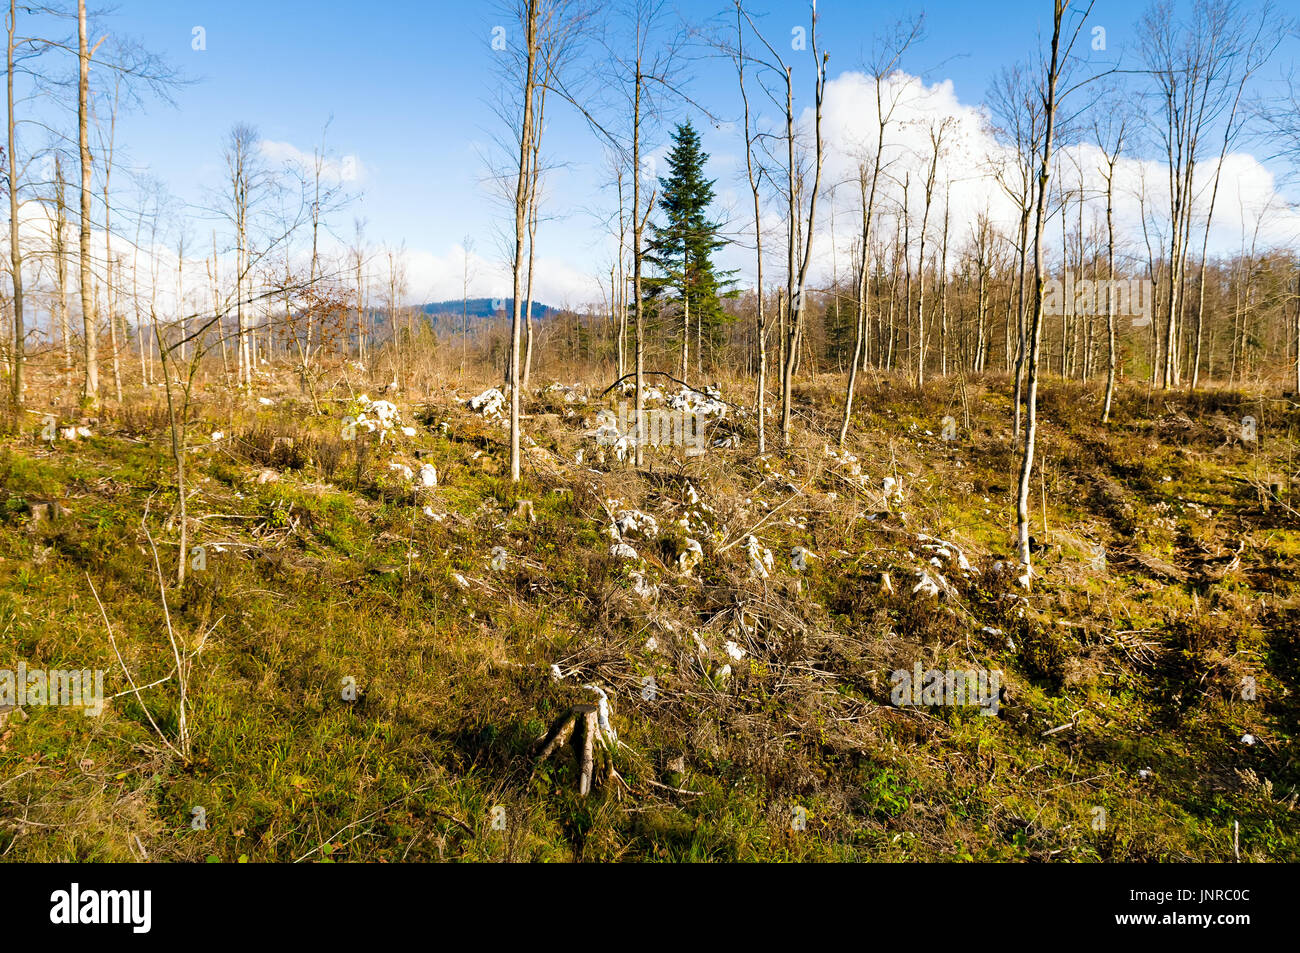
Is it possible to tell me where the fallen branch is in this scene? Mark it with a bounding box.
[87,571,185,762]
[642,777,705,797]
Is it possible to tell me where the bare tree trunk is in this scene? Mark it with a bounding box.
[208,234,229,386]
[508,0,539,482]
[1016,0,1071,575]
[522,74,547,395]
[176,237,186,364]
[6,0,23,410]
[614,165,627,380]
[1012,208,1029,439]
[915,122,948,388]
[777,287,786,390]
[1294,267,1300,393]
[632,45,646,470]
[839,30,917,446]
[680,292,689,379]
[838,168,869,447]
[1192,68,1253,389]
[54,157,71,386]
[902,176,912,378]
[78,0,99,406]
[939,183,950,378]
[101,83,123,402]
[1101,132,1122,423]
[779,13,829,445]
[780,66,797,442]
[225,127,254,392]
[1059,178,1070,377]
[134,210,146,384]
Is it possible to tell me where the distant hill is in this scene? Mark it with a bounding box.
[419,298,561,320]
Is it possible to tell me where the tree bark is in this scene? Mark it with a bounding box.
[7,0,24,410]
[78,0,99,406]
[1015,0,1067,575]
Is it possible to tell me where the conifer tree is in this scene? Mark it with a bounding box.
[645,120,733,375]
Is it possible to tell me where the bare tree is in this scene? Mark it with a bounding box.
[493,0,591,479]
[504,0,540,482]
[385,242,407,386]
[592,0,685,468]
[836,14,923,446]
[970,210,995,374]
[1140,0,1261,389]
[1094,106,1127,423]
[77,0,104,406]
[51,155,72,383]
[94,70,124,402]
[1016,0,1095,575]
[989,61,1045,441]
[460,233,475,378]
[915,117,954,388]
[6,0,26,409]
[1259,25,1300,392]
[350,218,368,366]
[734,1,769,454]
[1189,3,1281,388]
[222,123,270,392]
[749,2,826,447]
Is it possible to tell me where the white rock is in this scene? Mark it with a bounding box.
[630,571,657,599]
[912,571,942,598]
[678,538,704,574]
[882,476,904,506]
[613,509,658,539]
[583,684,617,744]
[744,534,773,579]
[667,385,727,418]
[467,388,507,419]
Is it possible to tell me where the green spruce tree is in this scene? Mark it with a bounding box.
[644,121,734,377]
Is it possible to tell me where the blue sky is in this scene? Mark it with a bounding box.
[57,1,1300,304]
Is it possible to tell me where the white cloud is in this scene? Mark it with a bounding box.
[723,68,1300,290]
[398,244,603,309]
[258,140,364,185]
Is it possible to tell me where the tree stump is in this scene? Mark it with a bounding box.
[576,704,598,796]
[533,703,605,797]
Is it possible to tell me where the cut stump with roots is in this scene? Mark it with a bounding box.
[532,703,624,797]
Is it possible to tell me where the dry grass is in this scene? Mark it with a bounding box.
[0,354,1296,861]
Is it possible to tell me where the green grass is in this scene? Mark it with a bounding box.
[0,373,1295,862]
